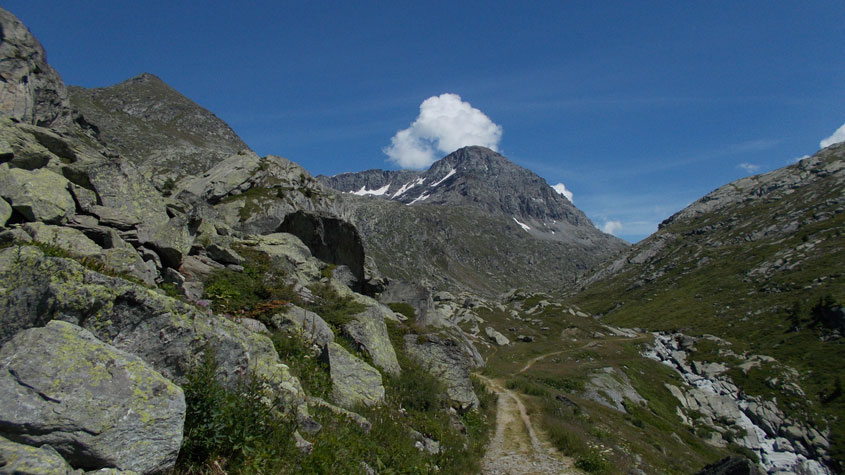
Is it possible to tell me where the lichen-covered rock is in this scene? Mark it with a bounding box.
[0,165,75,224]
[0,321,185,473]
[404,334,479,411]
[0,246,315,430]
[22,222,102,257]
[271,304,334,347]
[81,160,169,233]
[485,326,510,346]
[322,342,385,409]
[250,233,322,285]
[177,150,262,202]
[136,214,194,268]
[0,436,80,475]
[0,198,10,227]
[342,306,401,376]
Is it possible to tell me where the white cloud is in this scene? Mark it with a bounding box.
[820,123,845,148]
[790,155,810,164]
[551,183,573,202]
[601,220,623,235]
[384,93,502,169]
[738,163,760,173]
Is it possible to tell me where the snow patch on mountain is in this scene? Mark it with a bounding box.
[350,184,390,196]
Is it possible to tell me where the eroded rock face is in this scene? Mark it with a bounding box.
[322,342,385,409]
[0,321,185,473]
[404,334,479,411]
[0,7,72,128]
[278,211,366,292]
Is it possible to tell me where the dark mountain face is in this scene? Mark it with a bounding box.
[321,146,612,246]
[68,73,250,185]
[321,146,628,295]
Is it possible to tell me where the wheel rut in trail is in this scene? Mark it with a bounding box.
[479,335,649,474]
[477,374,578,475]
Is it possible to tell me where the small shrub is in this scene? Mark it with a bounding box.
[178,348,296,472]
[387,302,417,320]
[305,283,365,328]
[576,448,610,473]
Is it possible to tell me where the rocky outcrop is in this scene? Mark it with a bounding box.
[645,333,833,474]
[342,306,401,376]
[278,211,366,292]
[0,436,79,475]
[0,8,72,128]
[67,73,250,183]
[0,321,184,473]
[404,334,479,411]
[485,326,510,346]
[322,342,385,409]
[582,367,646,413]
[0,165,75,224]
[0,246,314,429]
[271,304,334,347]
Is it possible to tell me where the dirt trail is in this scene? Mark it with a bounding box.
[480,334,648,473]
[477,374,578,474]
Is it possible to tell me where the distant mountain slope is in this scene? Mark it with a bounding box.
[573,143,845,469]
[68,73,250,185]
[322,146,604,246]
[322,146,627,295]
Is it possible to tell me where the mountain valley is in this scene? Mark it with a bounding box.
[0,7,842,475]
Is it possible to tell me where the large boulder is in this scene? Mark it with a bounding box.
[404,334,479,411]
[0,321,184,473]
[177,150,262,203]
[322,342,385,409]
[278,211,366,293]
[0,246,314,429]
[271,304,334,347]
[485,326,510,346]
[0,198,10,227]
[22,222,102,257]
[0,435,78,475]
[341,306,401,376]
[249,233,323,286]
[0,7,72,128]
[0,165,75,224]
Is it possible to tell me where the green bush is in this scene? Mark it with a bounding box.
[305,283,366,328]
[271,331,332,398]
[178,349,296,472]
[576,448,610,473]
[203,246,297,318]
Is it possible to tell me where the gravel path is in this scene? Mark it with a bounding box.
[477,375,579,475]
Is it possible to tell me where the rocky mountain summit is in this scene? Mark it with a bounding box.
[69,73,251,185]
[322,145,612,244]
[321,146,627,295]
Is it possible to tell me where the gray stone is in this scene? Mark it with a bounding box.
[293,431,313,455]
[404,334,479,411]
[206,243,244,266]
[0,436,80,475]
[178,255,223,282]
[0,321,185,473]
[0,228,31,244]
[0,246,314,430]
[582,367,646,413]
[342,306,401,376]
[22,222,102,257]
[322,342,385,409]
[177,150,262,202]
[137,214,194,269]
[0,8,72,128]
[0,198,10,227]
[271,305,334,347]
[240,318,271,335]
[0,166,75,224]
[485,326,510,346]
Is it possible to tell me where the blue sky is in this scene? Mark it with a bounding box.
[6,1,844,243]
